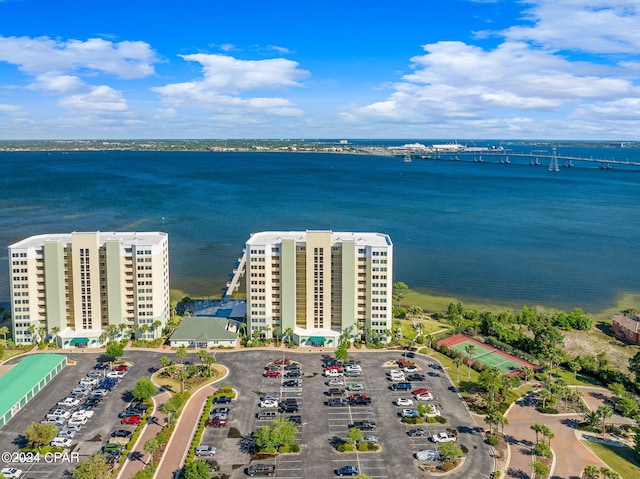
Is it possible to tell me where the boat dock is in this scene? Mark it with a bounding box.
[223,248,246,300]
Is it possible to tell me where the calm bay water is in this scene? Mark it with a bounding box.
[1,147,639,311]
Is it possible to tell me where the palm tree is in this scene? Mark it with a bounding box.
[99,332,109,345]
[175,344,188,364]
[530,423,543,444]
[197,349,208,367]
[538,389,552,410]
[272,326,282,346]
[27,324,36,343]
[144,437,160,466]
[49,326,60,341]
[153,320,162,338]
[453,356,463,381]
[582,464,601,479]
[597,405,613,435]
[584,410,600,429]
[465,344,476,378]
[0,326,9,342]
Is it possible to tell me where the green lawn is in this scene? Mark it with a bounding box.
[398,317,449,341]
[581,440,640,479]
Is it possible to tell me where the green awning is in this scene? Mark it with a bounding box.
[308,336,326,343]
[70,337,89,344]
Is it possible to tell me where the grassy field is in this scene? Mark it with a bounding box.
[581,440,640,479]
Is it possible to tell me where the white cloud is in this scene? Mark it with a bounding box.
[58,85,129,113]
[346,0,640,139]
[153,54,309,119]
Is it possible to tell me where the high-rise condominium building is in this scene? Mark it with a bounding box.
[8,232,169,347]
[246,230,393,346]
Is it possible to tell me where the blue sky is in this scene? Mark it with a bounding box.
[0,0,639,140]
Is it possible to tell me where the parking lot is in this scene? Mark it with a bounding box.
[0,349,493,479]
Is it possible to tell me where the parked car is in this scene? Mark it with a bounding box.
[345,365,362,372]
[326,378,344,387]
[324,369,344,378]
[406,374,426,382]
[327,388,346,396]
[94,363,109,370]
[57,397,81,407]
[401,409,420,418]
[79,377,98,386]
[212,395,232,404]
[111,430,133,438]
[102,442,124,453]
[71,408,95,419]
[61,423,82,432]
[282,380,301,387]
[344,370,361,377]
[56,429,76,439]
[287,415,302,425]
[263,370,280,378]
[211,407,230,415]
[395,397,414,406]
[279,404,299,413]
[246,463,276,476]
[68,416,88,426]
[85,398,101,407]
[260,393,279,402]
[71,386,92,396]
[412,388,430,396]
[349,421,376,431]
[121,415,141,425]
[407,428,426,437]
[415,392,434,401]
[41,416,66,426]
[86,370,102,378]
[0,468,23,479]
[195,445,216,456]
[284,370,300,378]
[335,465,359,476]
[359,435,379,443]
[431,432,457,443]
[259,399,279,408]
[415,449,440,461]
[284,363,300,371]
[119,410,143,419]
[92,389,109,397]
[46,409,71,420]
[403,366,418,373]
[402,351,416,358]
[113,364,129,372]
[206,416,227,427]
[50,437,73,448]
[107,371,125,379]
[326,398,348,407]
[346,383,364,391]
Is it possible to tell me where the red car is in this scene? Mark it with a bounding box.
[121,415,141,425]
[263,370,281,378]
[113,365,129,372]
[206,417,227,428]
[348,394,369,401]
[412,388,430,396]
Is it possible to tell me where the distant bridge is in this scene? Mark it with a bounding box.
[403,148,640,170]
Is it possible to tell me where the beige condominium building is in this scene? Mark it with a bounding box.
[8,232,169,348]
[246,230,393,346]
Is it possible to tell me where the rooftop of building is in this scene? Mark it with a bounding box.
[246,230,392,247]
[9,231,168,249]
[612,314,640,332]
[170,316,238,342]
[0,353,67,418]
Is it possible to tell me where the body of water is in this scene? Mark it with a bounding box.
[1,147,639,312]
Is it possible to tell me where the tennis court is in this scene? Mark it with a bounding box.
[440,335,534,374]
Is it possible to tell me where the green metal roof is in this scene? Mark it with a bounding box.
[70,337,89,344]
[0,353,67,419]
[307,336,326,343]
[170,317,238,342]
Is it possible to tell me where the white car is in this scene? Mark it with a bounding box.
[68,416,88,426]
[46,409,71,419]
[431,432,456,443]
[79,377,98,386]
[359,435,379,443]
[72,408,95,419]
[41,416,66,425]
[58,397,81,407]
[403,366,418,373]
[415,392,434,401]
[195,445,216,456]
[346,365,362,372]
[326,379,344,387]
[424,406,441,417]
[1,468,23,479]
[92,389,108,397]
[415,449,441,461]
[57,429,76,439]
[259,399,279,408]
[50,437,73,448]
[61,423,82,432]
[107,371,125,379]
[402,409,420,418]
[395,397,414,406]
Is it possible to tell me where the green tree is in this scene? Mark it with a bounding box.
[253,417,298,451]
[530,423,543,444]
[392,282,409,307]
[453,356,463,381]
[0,325,9,341]
[132,376,156,402]
[24,422,57,450]
[439,441,463,462]
[177,369,189,392]
[71,454,111,479]
[105,341,124,364]
[629,351,640,382]
[182,459,211,479]
[538,389,552,410]
[143,437,160,466]
[597,405,613,435]
[159,356,172,368]
[584,410,600,429]
[284,327,295,346]
[272,326,282,346]
[197,349,208,367]
[335,345,349,363]
[175,344,188,364]
[465,344,476,378]
[532,460,548,478]
[348,427,363,445]
[569,360,582,379]
[583,464,601,479]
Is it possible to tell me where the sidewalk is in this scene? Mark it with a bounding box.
[117,390,171,478]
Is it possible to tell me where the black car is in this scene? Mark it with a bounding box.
[406,374,426,381]
[280,398,297,406]
[105,451,121,465]
[85,398,101,407]
[407,428,425,436]
[326,398,348,407]
[287,415,302,425]
[111,429,133,438]
[282,380,301,388]
[213,396,232,404]
[279,404,299,413]
[119,410,143,418]
[402,352,416,358]
[350,421,376,431]
[284,370,300,378]
[284,363,300,371]
[94,363,109,370]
